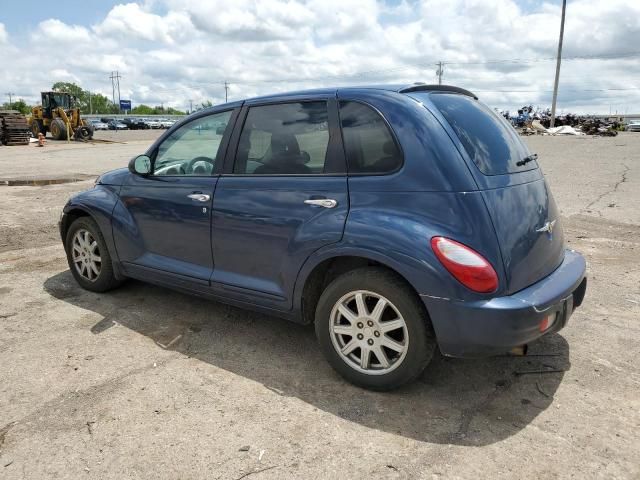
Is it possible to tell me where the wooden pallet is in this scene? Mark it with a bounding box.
[0,110,30,146]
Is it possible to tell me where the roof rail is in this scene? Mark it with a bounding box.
[398,84,478,99]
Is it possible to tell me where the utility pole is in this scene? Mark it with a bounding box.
[188,99,193,114]
[224,81,229,103]
[109,72,116,106]
[550,0,567,128]
[436,62,444,85]
[109,71,122,112]
[89,91,92,115]
[5,92,15,109]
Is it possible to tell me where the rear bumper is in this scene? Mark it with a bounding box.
[423,249,587,358]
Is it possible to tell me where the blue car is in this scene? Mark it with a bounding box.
[60,84,587,390]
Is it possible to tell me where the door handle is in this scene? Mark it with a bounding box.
[187,193,210,202]
[304,198,337,208]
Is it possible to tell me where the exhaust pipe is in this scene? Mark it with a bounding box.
[509,344,528,356]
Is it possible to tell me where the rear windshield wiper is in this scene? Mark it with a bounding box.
[516,153,538,167]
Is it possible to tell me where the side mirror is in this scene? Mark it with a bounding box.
[129,155,152,176]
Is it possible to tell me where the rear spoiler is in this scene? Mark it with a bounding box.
[398,84,478,100]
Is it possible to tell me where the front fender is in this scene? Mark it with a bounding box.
[62,184,121,264]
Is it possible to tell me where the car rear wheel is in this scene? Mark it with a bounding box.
[315,267,435,390]
[65,217,123,292]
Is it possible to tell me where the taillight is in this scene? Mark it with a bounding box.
[431,236,498,293]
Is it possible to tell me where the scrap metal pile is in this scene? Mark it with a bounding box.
[500,106,620,136]
[0,110,31,145]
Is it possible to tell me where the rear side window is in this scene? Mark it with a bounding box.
[339,101,402,174]
[234,102,329,175]
[424,93,535,175]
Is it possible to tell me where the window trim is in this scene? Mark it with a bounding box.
[146,107,240,178]
[336,99,405,177]
[222,98,347,177]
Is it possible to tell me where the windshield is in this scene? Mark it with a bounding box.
[52,93,71,109]
[412,92,536,175]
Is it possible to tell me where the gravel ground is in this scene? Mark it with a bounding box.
[0,132,638,479]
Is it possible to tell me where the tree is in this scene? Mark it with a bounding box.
[1,98,31,114]
[131,104,186,115]
[131,104,155,115]
[52,81,87,111]
[166,107,186,115]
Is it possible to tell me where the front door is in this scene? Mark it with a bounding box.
[211,99,348,309]
[114,109,237,284]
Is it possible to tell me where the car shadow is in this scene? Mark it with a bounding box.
[44,271,570,446]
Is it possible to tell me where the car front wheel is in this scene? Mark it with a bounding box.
[65,217,123,292]
[315,267,436,390]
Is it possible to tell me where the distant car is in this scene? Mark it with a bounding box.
[626,120,640,132]
[60,84,587,390]
[158,119,175,129]
[121,118,148,130]
[108,120,127,130]
[90,120,109,131]
[142,118,161,129]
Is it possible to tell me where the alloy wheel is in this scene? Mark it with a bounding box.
[329,290,409,375]
[71,229,102,282]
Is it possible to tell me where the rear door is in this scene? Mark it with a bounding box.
[210,96,348,309]
[114,109,238,284]
[414,92,565,294]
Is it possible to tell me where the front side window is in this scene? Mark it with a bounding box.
[154,110,232,176]
[234,102,329,175]
[339,101,402,174]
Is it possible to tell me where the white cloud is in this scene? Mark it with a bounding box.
[93,3,192,44]
[0,0,638,114]
[35,19,91,43]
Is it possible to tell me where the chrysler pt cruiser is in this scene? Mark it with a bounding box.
[60,84,587,390]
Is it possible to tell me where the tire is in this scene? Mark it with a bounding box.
[50,118,67,140]
[65,217,124,292]
[315,268,436,390]
[76,125,93,140]
[31,120,43,138]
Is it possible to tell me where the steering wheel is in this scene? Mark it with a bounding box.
[186,156,215,174]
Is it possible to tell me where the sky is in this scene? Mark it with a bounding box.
[0,0,638,114]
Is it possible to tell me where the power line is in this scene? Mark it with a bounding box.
[473,87,640,93]
[148,52,640,88]
[120,50,640,96]
[442,51,640,65]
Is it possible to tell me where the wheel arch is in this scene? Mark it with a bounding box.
[294,248,430,326]
[60,206,93,242]
[61,189,124,279]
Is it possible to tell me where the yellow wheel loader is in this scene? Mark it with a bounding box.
[29,91,94,140]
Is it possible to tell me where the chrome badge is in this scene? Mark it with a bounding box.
[536,219,557,238]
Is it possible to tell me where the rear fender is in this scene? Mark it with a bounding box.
[292,190,507,321]
[291,244,426,321]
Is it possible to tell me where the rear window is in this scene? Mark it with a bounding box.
[419,93,535,175]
